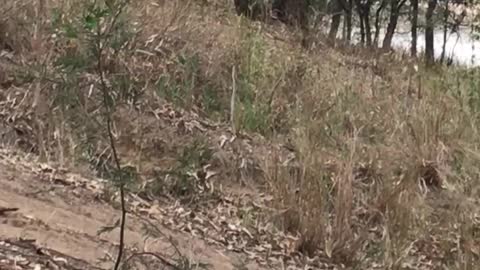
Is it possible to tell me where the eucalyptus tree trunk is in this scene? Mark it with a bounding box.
[374,0,387,46]
[328,0,344,44]
[425,0,438,65]
[440,0,450,63]
[411,0,418,57]
[382,0,407,50]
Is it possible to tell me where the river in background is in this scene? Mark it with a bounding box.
[348,25,480,67]
[339,6,480,67]
[392,26,480,67]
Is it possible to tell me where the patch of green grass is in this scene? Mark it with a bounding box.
[234,23,278,135]
[201,83,224,119]
[155,52,200,108]
[240,101,271,134]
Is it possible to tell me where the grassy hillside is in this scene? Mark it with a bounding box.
[1,0,479,269]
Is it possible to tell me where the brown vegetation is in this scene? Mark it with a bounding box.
[0,0,479,269]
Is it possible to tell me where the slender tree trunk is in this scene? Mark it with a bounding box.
[374,0,387,46]
[382,0,407,50]
[347,0,353,42]
[355,0,373,46]
[355,0,365,45]
[364,1,372,46]
[425,0,438,65]
[365,15,372,46]
[440,0,449,63]
[328,0,344,44]
[411,0,418,57]
[360,13,365,45]
[299,0,310,49]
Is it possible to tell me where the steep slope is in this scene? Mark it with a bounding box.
[0,0,479,269]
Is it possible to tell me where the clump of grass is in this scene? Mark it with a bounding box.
[231,17,293,135]
[155,52,200,108]
[146,139,214,203]
[264,52,480,267]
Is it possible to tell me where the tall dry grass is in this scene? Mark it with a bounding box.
[264,51,480,267]
[0,0,479,268]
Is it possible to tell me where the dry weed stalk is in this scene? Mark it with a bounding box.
[330,132,357,260]
[230,65,237,132]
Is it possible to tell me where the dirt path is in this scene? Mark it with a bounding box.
[0,149,259,270]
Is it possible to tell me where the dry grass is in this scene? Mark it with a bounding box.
[0,0,479,269]
[264,48,480,267]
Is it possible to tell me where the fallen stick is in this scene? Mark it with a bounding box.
[0,207,19,216]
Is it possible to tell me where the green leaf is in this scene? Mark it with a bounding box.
[177,54,186,65]
[55,51,89,71]
[84,14,98,30]
[51,8,62,27]
[64,24,78,38]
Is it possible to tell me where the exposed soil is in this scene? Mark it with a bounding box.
[0,148,266,270]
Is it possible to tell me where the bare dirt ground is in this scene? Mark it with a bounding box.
[0,148,267,270]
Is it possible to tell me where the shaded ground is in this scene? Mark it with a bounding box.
[0,148,268,270]
[0,238,103,270]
